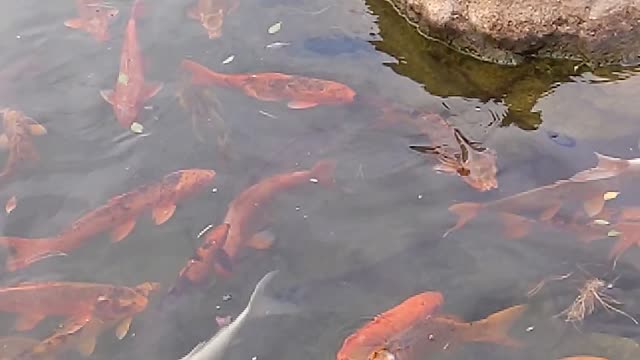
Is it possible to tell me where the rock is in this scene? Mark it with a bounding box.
[385,0,640,65]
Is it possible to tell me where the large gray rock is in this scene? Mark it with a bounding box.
[386,0,640,65]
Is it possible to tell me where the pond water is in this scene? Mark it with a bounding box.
[2,0,640,359]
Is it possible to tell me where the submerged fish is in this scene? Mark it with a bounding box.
[181,59,356,109]
[446,153,640,238]
[0,109,47,187]
[178,270,297,360]
[101,0,163,127]
[0,169,215,271]
[169,223,231,294]
[375,102,497,192]
[14,282,159,359]
[338,292,526,360]
[0,337,55,360]
[64,0,119,42]
[211,160,335,275]
[187,0,238,39]
[0,281,157,333]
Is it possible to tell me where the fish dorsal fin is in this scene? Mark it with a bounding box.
[179,341,206,360]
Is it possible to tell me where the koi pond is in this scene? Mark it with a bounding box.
[1,0,640,359]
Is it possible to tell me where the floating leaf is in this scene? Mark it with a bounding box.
[604,191,620,201]
[130,122,144,134]
[608,229,622,237]
[268,21,282,34]
[593,219,610,225]
[5,196,16,214]
[222,55,235,64]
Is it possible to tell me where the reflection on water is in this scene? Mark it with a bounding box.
[1,0,640,360]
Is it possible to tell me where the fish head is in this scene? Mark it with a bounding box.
[113,102,138,127]
[201,10,224,39]
[327,83,356,104]
[453,130,498,192]
[85,6,119,41]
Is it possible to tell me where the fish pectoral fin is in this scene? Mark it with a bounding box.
[100,89,116,105]
[287,100,319,109]
[142,82,164,102]
[64,18,85,29]
[500,213,532,240]
[27,119,47,136]
[111,219,137,243]
[583,194,606,218]
[151,203,176,225]
[76,334,97,357]
[539,203,561,221]
[474,304,527,347]
[186,6,200,20]
[115,317,132,340]
[247,230,275,250]
[14,312,46,331]
[0,134,8,150]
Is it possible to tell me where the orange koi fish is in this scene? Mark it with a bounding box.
[169,223,231,294]
[446,153,640,237]
[0,169,215,271]
[0,109,46,187]
[13,282,159,359]
[181,59,356,109]
[212,160,335,275]
[338,292,526,360]
[187,0,238,39]
[0,281,158,332]
[101,0,163,127]
[376,102,497,191]
[64,0,119,42]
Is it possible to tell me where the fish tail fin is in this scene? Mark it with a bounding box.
[0,237,64,272]
[469,304,527,347]
[246,270,299,319]
[570,152,629,182]
[310,159,336,187]
[444,202,482,236]
[608,224,640,260]
[181,59,234,87]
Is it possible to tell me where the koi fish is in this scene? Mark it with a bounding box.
[101,0,163,127]
[187,0,238,39]
[0,169,215,271]
[559,357,608,360]
[14,282,159,359]
[0,109,46,187]
[337,292,526,360]
[0,281,158,333]
[64,0,119,42]
[446,153,640,237]
[211,160,335,275]
[180,59,356,109]
[169,223,231,294]
[375,101,497,192]
[176,83,230,158]
[178,271,297,360]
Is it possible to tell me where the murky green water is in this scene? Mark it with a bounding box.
[1,0,640,359]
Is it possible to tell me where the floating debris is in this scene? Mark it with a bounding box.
[222,55,235,64]
[266,42,290,49]
[309,178,319,183]
[593,219,610,225]
[268,21,282,34]
[222,294,232,301]
[5,196,16,214]
[608,229,622,237]
[603,191,620,201]
[556,278,638,325]
[197,224,215,238]
[258,110,277,119]
[215,315,232,327]
[130,122,144,134]
[527,272,573,297]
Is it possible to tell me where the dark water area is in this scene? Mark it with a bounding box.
[2,0,640,359]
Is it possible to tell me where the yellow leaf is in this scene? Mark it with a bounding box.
[130,122,144,134]
[5,196,16,214]
[604,191,620,201]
